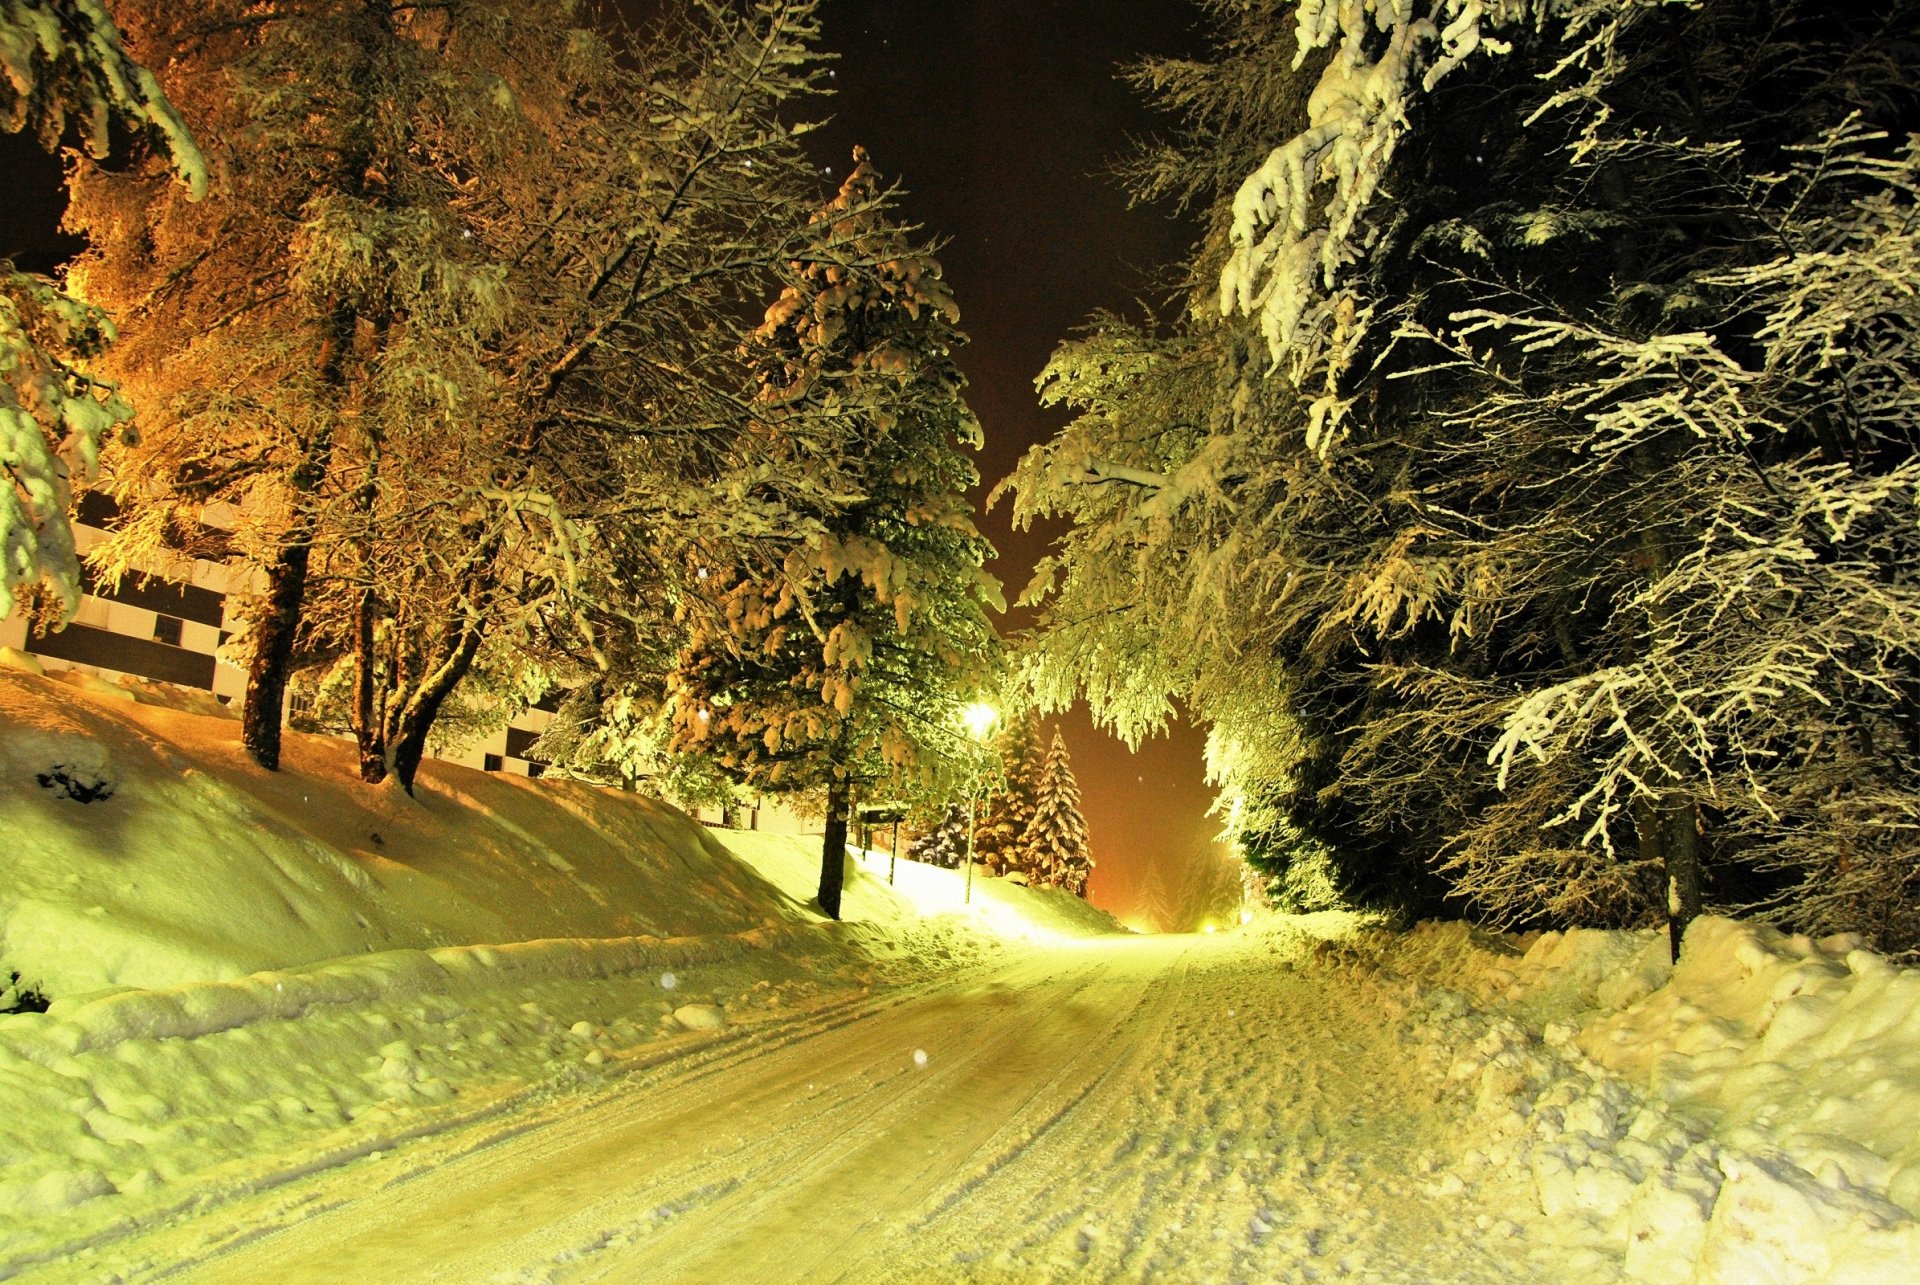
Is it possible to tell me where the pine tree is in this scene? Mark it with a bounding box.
[66,0,527,775]
[907,803,969,871]
[972,713,1046,877]
[1128,857,1177,934]
[668,149,1003,919]
[71,0,849,793]
[1025,728,1094,896]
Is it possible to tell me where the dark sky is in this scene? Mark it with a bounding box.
[0,0,1233,927]
[798,0,1229,926]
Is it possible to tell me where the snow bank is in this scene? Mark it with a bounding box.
[0,670,1122,1270]
[1365,915,1920,1283]
[844,842,1127,942]
[0,668,804,997]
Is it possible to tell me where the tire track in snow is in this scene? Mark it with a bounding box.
[156,947,1153,1283]
[64,975,952,1282]
[555,946,1172,1282]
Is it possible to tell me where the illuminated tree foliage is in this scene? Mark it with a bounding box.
[69,0,859,793]
[1006,0,1920,952]
[67,0,534,775]
[907,802,968,871]
[0,0,201,623]
[668,150,1002,919]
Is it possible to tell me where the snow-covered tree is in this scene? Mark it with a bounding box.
[907,803,969,871]
[369,0,860,797]
[668,149,1003,919]
[66,0,524,776]
[0,0,201,624]
[1024,728,1093,896]
[1127,856,1178,935]
[71,0,853,794]
[972,713,1045,877]
[1006,0,1920,952]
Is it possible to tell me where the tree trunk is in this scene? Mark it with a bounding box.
[389,613,488,795]
[1638,792,1703,963]
[1663,796,1702,963]
[241,540,314,771]
[1630,448,1704,962]
[242,316,347,771]
[818,774,851,920]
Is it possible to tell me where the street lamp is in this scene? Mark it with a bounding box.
[960,702,997,905]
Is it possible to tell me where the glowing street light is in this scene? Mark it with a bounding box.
[960,702,998,906]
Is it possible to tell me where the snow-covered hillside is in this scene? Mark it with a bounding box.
[2,664,1916,1283]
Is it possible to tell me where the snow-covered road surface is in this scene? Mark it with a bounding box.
[96,933,1532,1283]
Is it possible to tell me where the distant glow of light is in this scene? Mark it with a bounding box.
[1240,910,1253,925]
[1203,923,1217,934]
[962,702,997,740]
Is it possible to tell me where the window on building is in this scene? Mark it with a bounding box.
[483,753,503,773]
[152,615,183,647]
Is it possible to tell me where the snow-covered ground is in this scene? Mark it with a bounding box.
[2,664,1916,1282]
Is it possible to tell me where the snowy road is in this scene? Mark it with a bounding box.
[100,932,1537,1283]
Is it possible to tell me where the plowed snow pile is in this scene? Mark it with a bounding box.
[1357,917,1920,1282]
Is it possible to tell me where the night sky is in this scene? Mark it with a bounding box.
[0,0,1232,925]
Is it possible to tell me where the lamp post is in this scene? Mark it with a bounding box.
[961,701,997,905]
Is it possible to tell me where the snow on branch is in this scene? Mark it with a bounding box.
[0,0,206,197]
[1220,1,1662,454]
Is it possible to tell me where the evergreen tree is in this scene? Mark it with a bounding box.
[907,803,969,871]
[1128,857,1177,934]
[1005,0,1920,953]
[71,0,849,793]
[668,149,1003,919]
[1025,728,1094,896]
[972,713,1046,877]
[66,0,531,775]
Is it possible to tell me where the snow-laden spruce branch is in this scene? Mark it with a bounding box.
[1218,0,1672,457]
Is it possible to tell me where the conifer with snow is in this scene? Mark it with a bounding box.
[668,149,1002,919]
[972,713,1046,877]
[907,804,969,871]
[69,0,846,792]
[1005,0,1920,952]
[1025,728,1093,897]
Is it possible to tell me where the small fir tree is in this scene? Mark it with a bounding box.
[1025,728,1094,896]
[973,713,1046,877]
